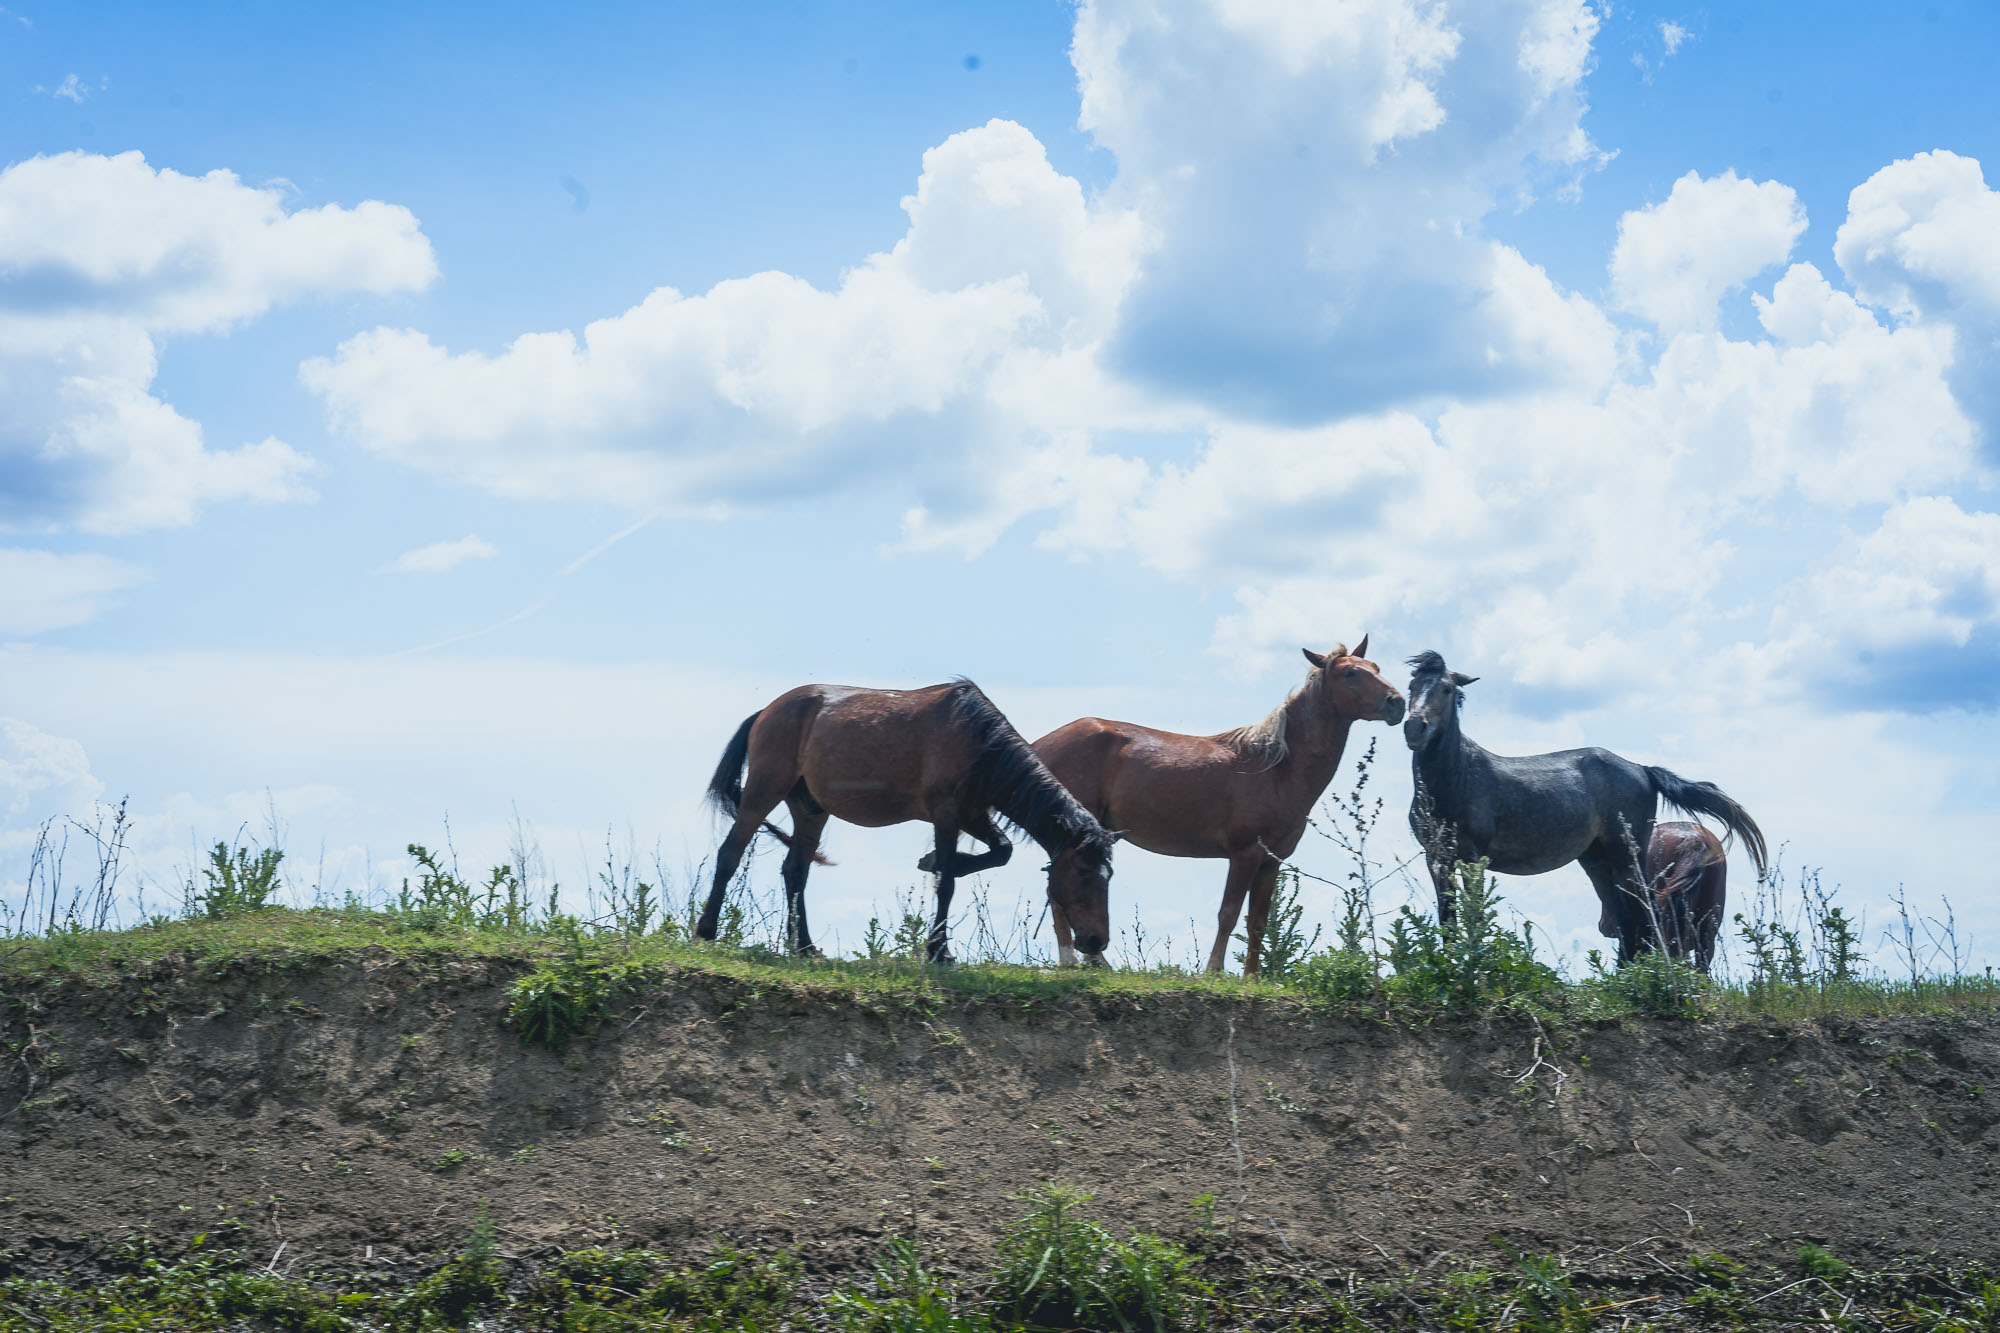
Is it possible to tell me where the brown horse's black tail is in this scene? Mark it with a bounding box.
[704,709,833,866]
[1646,767,1769,876]
[707,712,760,820]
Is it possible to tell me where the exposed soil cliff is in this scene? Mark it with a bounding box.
[4,953,1997,1278]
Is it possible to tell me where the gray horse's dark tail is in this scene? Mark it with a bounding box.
[1645,767,1769,876]
[705,709,833,865]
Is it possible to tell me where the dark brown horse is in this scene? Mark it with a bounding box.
[1030,639,1405,975]
[1596,821,1728,973]
[698,680,1117,964]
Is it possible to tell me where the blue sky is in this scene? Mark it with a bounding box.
[3,1,1998,971]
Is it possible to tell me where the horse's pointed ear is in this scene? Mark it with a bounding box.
[1449,671,1479,687]
[1302,648,1328,669]
[1353,633,1369,658]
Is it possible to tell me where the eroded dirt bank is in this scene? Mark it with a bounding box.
[4,954,1997,1279]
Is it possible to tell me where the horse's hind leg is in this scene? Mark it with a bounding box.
[698,760,796,942]
[780,786,830,957]
[1692,860,1726,973]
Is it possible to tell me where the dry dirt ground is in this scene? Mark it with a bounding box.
[4,953,1998,1281]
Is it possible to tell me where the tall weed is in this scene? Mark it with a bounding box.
[189,840,283,919]
[990,1185,1202,1332]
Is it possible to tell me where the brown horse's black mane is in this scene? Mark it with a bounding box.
[944,680,1111,861]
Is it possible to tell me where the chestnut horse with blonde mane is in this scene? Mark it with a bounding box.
[1028,639,1405,974]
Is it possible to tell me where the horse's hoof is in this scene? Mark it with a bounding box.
[916,851,938,874]
[1083,953,1109,969]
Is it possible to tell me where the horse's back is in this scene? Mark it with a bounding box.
[786,683,975,827]
[1033,717,1148,822]
[1033,717,1244,856]
[1519,745,1659,812]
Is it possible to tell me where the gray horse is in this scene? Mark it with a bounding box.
[1402,651,1768,963]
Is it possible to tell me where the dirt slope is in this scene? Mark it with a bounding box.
[4,953,1997,1279]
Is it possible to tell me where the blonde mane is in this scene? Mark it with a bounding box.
[1225,663,1324,773]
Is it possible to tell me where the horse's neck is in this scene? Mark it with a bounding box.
[999,780,1088,857]
[1273,694,1356,804]
[1413,725,1480,816]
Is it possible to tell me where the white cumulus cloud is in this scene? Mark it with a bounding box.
[382,534,499,574]
[0,150,436,533]
[1078,0,1616,421]
[1834,149,2000,443]
[288,10,1998,731]
[1027,170,1976,700]
[0,715,102,822]
[1611,169,1806,333]
[303,120,1139,512]
[1775,496,2000,711]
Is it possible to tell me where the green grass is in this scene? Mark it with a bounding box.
[4,1215,1999,1332]
[0,906,1279,1008]
[3,902,1996,1037]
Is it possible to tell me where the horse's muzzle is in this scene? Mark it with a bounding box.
[1402,717,1427,749]
[1382,696,1407,725]
[1076,932,1109,956]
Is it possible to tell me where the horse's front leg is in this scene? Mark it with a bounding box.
[1240,852,1285,977]
[1426,853,1460,926]
[1205,849,1264,974]
[779,800,829,957]
[926,823,959,965]
[918,814,1014,878]
[1579,842,1651,964]
[1050,903,1079,967]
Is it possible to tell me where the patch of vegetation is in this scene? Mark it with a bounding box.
[827,1237,994,1332]
[188,839,284,920]
[514,1241,800,1332]
[505,919,643,1053]
[386,1201,505,1328]
[0,1232,369,1332]
[5,1208,2000,1332]
[989,1184,1204,1332]
[1232,865,1320,981]
[1288,857,1565,1017]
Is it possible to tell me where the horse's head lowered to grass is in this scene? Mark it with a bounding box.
[1401,649,1477,752]
[1046,828,1119,959]
[1302,635,1406,729]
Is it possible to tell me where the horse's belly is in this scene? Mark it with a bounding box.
[1483,832,1592,878]
[1125,828,1230,860]
[810,778,920,829]
[798,710,930,828]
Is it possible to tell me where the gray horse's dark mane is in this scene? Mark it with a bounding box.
[1407,650,1465,712]
[943,680,1112,862]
